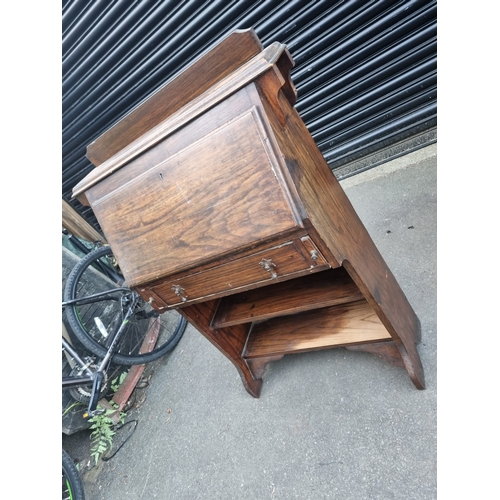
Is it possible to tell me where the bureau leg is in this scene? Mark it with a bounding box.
[237,367,263,398]
[343,261,425,390]
[393,338,425,390]
[178,301,264,398]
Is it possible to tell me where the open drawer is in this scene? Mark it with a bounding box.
[136,237,330,309]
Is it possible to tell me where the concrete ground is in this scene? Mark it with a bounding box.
[63,144,437,500]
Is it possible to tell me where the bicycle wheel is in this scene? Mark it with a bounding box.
[64,245,187,366]
[62,449,85,500]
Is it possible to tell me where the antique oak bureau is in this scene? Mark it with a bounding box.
[73,29,425,397]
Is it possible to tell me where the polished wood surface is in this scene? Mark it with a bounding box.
[85,108,303,287]
[74,30,425,397]
[142,238,328,308]
[212,268,363,328]
[86,29,263,166]
[73,40,296,203]
[243,300,392,359]
[246,70,425,389]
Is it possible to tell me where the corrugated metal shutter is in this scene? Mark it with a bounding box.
[62,0,437,233]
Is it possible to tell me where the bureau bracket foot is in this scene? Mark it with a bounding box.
[346,340,425,389]
[245,355,284,380]
[237,368,263,398]
[345,341,405,368]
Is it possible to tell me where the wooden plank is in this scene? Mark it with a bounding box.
[243,299,392,359]
[74,42,292,201]
[112,317,160,412]
[212,268,363,328]
[86,28,263,167]
[62,199,106,244]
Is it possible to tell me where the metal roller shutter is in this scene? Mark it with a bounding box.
[62,0,437,233]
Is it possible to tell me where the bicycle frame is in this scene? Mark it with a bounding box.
[62,289,140,417]
[62,336,94,390]
[63,230,124,284]
[62,286,130,308]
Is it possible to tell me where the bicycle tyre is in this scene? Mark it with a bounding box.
[64,246,187,366]
[62,449,85,500]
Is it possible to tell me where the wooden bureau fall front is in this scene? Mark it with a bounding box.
[73,29,425,397]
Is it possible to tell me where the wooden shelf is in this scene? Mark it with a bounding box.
[243,299,392,359]
[211,268,363,328]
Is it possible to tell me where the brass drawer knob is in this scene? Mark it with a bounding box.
[260,258,278,279]
[172,284,188,302]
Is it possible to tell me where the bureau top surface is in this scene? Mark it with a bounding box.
[73,34,293,200]
[85,29,263,167]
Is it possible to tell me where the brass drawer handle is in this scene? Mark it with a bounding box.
[260,258,278,279]
[172,284,188,302]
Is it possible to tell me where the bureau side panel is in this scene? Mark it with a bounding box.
[248,80,425,389]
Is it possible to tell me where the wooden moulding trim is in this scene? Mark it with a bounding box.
[72,42,294,199]
[86,29,263,167]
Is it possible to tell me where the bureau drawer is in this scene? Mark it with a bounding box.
[137,237,330,309]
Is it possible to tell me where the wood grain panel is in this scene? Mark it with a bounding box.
[246,77,425,389]
[91,109,301,287]
[243,300,392,359]
[86,29,263,166]
[83,89,254,206]
[145,238,328,307]
[212,268,363,327]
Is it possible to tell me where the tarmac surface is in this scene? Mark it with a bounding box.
[63,144,437,500]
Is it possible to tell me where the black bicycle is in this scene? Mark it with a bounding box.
[62,244,187,416]
[62,448,85,500]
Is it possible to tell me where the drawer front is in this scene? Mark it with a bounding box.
[139,237,329,308]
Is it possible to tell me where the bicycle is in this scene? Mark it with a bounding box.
[62,448,85,500]
[62,323,118,418]
[62,244,187,417]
